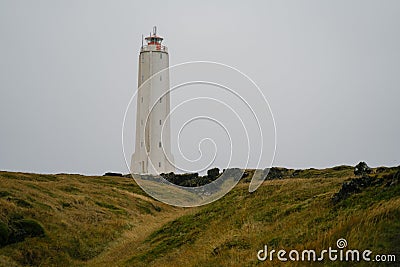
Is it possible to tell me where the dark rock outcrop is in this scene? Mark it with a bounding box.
[332,176,377,204]
[332,167,400,204]
[161,168,222,187]
[207,168,220,179]
[103,172,123,177]
[354,162,371,177]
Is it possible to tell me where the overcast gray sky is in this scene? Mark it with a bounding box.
[1,0,399,175]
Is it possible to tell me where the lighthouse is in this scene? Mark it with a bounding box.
[131,27,174,175]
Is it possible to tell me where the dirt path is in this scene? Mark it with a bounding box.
[84,204,191,266]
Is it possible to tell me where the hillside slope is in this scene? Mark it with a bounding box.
[0,172,188,266]
[0,166,399,266]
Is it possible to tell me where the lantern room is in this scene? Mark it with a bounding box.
[145,26,163,45]
[140,26,167,53]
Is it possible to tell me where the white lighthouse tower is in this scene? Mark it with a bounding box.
[131,27,174,175]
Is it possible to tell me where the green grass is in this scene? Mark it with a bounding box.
[0,167,399,266]
[0,171,180,266]
[125,167,399,267]
[128,212,211,265]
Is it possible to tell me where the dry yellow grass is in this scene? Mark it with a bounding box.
[0,166,399,266]
[0,172,187,266]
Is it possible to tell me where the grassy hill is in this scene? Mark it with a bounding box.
[0,166,399,266]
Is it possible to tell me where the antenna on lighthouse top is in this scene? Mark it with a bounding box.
[153,26,157,35]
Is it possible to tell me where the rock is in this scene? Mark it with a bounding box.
[332,176,377,204]
[354,162,371,177]
[103,172,123,177]
[264,167,283,180]
[207,168,220,178]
